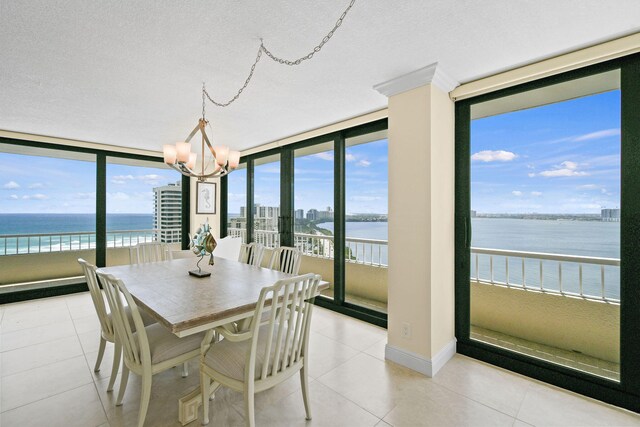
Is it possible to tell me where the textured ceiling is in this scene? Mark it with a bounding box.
[1,1,639,153]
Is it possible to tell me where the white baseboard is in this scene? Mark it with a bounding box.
[385,339,456,377]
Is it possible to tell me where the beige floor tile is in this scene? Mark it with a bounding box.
[73,313,102,335]
[363,338,387,361]
[307,332,359,379]
[315,317,386,351]
[0,383,107,427]
[78,329,104,354]
[375,421,393,427]
[432,354,531,417]
[0,305,71,333]
[513,420,534,427]
[317,353,426,418]
[1,335,84,377]
[65,291,93,307]
[517,382,640,426]
[382,379,515,427]
[68,303,99,321]
[0,319,77,352]
[249,380,380,426]
[1,355,93,411]
[97,360,244,426]
[85,343,121,383]
[1,296,68,315]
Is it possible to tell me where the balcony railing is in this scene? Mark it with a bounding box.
[227,228,388,267]
[0,229,181,255]
[471,247,620,303]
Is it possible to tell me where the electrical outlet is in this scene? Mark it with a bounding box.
[401,322,411,339]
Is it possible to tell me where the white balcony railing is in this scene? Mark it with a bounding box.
[0,229,181,255]
[227,228,388,267]
[471,247,620,303]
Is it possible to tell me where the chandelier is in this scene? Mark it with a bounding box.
[163,84,240,182]
[163,0,356,182]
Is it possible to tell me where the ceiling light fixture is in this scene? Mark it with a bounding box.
[164,0,356,182]
[163,85,240,182]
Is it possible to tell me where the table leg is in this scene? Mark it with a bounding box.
[178,387,201,425]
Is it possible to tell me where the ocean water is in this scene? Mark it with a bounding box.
[320,218,620,300]
[0,213,155,254]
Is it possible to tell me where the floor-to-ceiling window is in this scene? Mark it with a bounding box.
[455,55,640,412]
[0,138,189,301]
[222,119,388,326]
[105,157,184,266]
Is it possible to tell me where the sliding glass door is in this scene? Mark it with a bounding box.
[455,55,640,411]
[222,119,388,326]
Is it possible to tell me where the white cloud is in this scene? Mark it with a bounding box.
[471,150,517,162]
[531,191,543,196]
[3,181,20,189]
[357,159,371,167]
[9,194,18,199]
[22,194,48,200]
[28,183,44,189]
[578,184,599,190]
[572,128,620,142]
[345,153,356,162]
[512,191,523,196]
[138,174,162,184]
[74,192,95,199]
[538,161,588,177]
[527,173,535,178]
[111,175,134,184]
[313,152,334,161]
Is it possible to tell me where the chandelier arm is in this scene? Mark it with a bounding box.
[184,123,201,143]
[202,0,356,107]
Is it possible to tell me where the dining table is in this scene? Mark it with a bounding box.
[97,255,327,425]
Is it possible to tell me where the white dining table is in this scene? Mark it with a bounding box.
[97,255,327,425]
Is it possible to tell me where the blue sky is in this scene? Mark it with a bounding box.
[0,155,179,214]
[471,90,620,214]
[227,138,389,216]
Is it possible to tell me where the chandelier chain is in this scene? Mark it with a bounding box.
[202,0,356,108]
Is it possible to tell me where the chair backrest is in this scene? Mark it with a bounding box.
[97,271,151,368]
[248,273,320,382]
[78,258,115,338]
[268,246,302,275]
[129,242,171,264]
[214,236,243,261]
[238,242,266,267]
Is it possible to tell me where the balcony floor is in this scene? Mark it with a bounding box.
[1,292,638,426]
[471,325,620,382]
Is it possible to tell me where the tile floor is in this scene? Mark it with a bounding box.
[1,292,639,426]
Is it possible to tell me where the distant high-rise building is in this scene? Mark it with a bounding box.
[295,209,305,219]
[306,209,318,221]
[471,210,477,218]
[601,208,620,222]
[153,181,182,243]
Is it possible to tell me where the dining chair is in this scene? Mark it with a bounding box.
[199,273,321,427]
[238,242,266,267]
[97,271,206,427]
[129,242,171,264]
[268,246,302,275]
[77,258,156,393]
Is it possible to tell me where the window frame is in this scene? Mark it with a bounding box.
[0,137,190,302]
[222,118,389,327]
[454,53,640,412]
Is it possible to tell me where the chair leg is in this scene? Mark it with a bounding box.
[201,372,210,425]
[182,362,189,378]
[138,372,152,427]
[300,365,312,420]
[107,341,122,392]
[116,364,130,406]
[94,336,107,372]
[209,381,221,401]
[244,384,255,427]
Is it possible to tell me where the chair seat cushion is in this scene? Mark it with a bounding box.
[204,324,296,382]
[138,324,205,364]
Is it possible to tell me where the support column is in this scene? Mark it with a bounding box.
[374,63,458,376]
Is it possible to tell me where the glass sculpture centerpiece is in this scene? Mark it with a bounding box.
[189,221,217,277]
